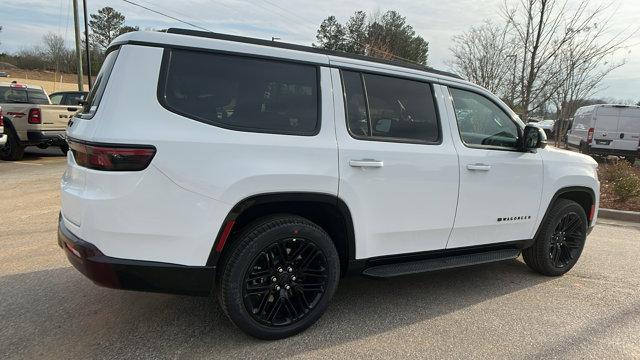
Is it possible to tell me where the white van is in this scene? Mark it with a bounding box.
[566,104,640,163]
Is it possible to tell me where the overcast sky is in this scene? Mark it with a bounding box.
[1,0,638,100]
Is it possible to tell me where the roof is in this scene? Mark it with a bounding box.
[111,28,463,80]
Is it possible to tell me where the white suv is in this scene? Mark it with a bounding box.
[59,29,600,339]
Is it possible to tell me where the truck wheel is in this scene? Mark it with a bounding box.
[1,129,25,161]
[522,199,587,276]
[217,215,340,339]
[60,143,70,155]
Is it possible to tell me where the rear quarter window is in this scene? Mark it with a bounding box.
[79,49,119,119]
[160,49,319,135]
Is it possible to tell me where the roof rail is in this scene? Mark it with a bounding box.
[165,28,463,80]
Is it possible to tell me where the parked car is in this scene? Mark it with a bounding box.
[49,91,88,106]
[0,106,6,147]
[0,71,9,77]
[566,104,640,163]
[0,82,81,160]
[59,29,600,340]
[536,119,555,138]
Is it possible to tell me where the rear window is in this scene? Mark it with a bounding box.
[80,49,119,118]
[160,49,319,135]
[0,86,49,104]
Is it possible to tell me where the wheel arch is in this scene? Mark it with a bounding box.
[207,192,355,276]
[534,186,596,240]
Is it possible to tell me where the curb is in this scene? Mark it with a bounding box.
[598,208,640,223]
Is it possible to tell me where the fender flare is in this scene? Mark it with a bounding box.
[533,186,596,240]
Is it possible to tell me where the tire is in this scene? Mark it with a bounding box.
[60,142,70,155]
[1,128,25,161]
[523,199,588,276]
[217,215,340,339]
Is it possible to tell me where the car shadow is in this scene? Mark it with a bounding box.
[0,259,553,359]
[21,148,66,159]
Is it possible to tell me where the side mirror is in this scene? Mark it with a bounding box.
[521,124,547,151]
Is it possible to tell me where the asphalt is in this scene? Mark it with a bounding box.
[1,149,639,359]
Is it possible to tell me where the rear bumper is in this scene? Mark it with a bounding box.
[586,145,638,157]
[57,214,215,296]
[26,130,67,145]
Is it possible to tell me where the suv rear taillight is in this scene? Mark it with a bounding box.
[587,127,594,144]
[28,108,41,124]
[68,138,156,171]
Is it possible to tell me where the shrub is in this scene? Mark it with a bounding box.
[600,161,634,182]
[612,173,640,202]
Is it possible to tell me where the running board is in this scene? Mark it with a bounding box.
[361,248,520,278]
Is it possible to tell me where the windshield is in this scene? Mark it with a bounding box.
[0,86,50,104]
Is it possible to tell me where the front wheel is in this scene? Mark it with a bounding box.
[217,215,340,339]
[0,129,25,161]
[60,142,70,155]
[523,199,587,276]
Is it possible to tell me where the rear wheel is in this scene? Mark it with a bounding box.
[217,215,340,339]
[60,142,70,155]
[1,129,25,161]
[523,199,587,276]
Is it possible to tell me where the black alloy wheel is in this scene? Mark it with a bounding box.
[242,237,329,327]
[548,212,584,268]
[523,199,588,276]
[217,215,339,339]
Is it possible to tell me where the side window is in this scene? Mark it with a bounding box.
[342,70,440,143]
[162,49,319,135]
[449,88,519,149]
[50,94,63,105]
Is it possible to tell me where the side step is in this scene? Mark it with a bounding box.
[361,248,520,278]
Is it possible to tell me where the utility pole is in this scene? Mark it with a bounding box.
[83,0,92,89]
[72,0,84,91]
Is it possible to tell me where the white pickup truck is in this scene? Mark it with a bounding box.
[0,82,81,160]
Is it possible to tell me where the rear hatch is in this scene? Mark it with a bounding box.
[61,49,120,228]
[39,104,81,130]
[592,107,619,149]
[616,107,640,152]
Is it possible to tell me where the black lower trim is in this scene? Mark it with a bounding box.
[26,130,67,146]
[58,215,215,296]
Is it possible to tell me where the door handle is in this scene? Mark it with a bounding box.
[349,159,384,168]
[620,133,625,139]
[466,163,491,171]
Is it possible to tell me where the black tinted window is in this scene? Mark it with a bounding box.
[342,71,439,143]
[342,71,369,136]
[81,49,119,118]
[27,89,49,104]
[163,49,319,135]
[0,86,48,104]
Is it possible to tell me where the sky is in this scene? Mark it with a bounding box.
[1,0,638,101]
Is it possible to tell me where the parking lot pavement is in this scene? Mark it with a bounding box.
[1,151,639,360]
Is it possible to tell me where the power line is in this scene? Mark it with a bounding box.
[121,0,212,33]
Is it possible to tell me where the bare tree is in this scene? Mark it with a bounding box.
[42,32,67,72]
[501,0,630,121]
[448,20,514,96]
